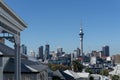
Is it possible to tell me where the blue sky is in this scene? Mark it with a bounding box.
[4,0,120,55]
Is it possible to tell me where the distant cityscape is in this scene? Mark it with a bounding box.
[1,0,120,80]
[21,43,113,65]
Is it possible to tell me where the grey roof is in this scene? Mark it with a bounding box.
[0,43,14,57]
[53,70,75,80]
[4,58,48,73]
[4,58,37,73]
[0,43,27,58]
[22,59,49,72]
[53,70,65,79]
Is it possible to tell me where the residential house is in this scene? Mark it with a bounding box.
[0,43,49,80]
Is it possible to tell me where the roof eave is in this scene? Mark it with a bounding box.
[0,1,27,28]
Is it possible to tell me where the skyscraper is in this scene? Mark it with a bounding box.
[77,48,80,57]
[38,46,43,60]
[21,44,27,55]
[57,47,63,56]
[102,45,110,57]
[45,44,50,60]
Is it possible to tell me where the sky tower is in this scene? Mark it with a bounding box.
[79,24,84,61]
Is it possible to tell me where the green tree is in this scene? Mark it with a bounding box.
[112,75,119,80]
[85,68,93,74]
[100,69,109,76]
[72,60,84,72]
[48,64,69,71]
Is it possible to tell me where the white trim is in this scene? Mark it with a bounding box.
[0,8,25,31]
[25,65,38,72]
[0,16,21,33]
[0,1,27,27]
[0,26,15,35]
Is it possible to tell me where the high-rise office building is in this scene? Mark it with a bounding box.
[91,50,101,58]
[45,44,50,60]
[71,53,75,61]
[57,47,63,54]
[57,47,63,56]
[21,44,27,55]
[73,50,78,59]
[102,45,110,57]
[77,48,80,57]
[38,46,43,60]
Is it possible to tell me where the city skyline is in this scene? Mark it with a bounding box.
[4,0,120,55]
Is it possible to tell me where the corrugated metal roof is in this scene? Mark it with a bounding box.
[64,70,90,79]
[4,58,38,73]
[53,70,65,79]
[4,58,48,73]
[53,70,75,80]
[21,59,49,72]
[0,43,27,59]
[64,70,80,79]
